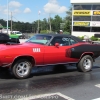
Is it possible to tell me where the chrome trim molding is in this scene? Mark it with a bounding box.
[2,63,12,67]
[36,62,77,67]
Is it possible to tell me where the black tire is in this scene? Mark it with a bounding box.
[12,59,32,79]
[77,55,93,72]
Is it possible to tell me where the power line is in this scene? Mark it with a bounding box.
[12,16,19,22]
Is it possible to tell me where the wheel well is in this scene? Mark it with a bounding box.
[11,56,35,68]
[80,53,94,61]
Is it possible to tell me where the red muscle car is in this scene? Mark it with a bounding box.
[0,34,100,79]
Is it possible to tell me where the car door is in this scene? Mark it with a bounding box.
[44,36,78,65]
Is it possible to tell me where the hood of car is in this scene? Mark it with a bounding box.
[0,42,44,50]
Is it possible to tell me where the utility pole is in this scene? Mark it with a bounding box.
[7,0,9,34]
[11,12,12,32]
[49,14,51,33]
[38,10,41,33]
[38,15,39,33]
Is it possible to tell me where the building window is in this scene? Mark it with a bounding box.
[73,26,90,32]
[92,5,100,10]
[92,16,100,21]
[91,27,100,32]
[74,5,91,10]
[73,26,100,32]
[73,16,91,21]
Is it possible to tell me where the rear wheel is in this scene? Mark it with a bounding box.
[12,59,32,79]
[77,55,93,72]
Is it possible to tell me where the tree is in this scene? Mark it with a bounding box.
[0,9,73,34]
[0,19,6,27]
[65,7,72,22]
[64,6,72,33]
[41,18,48,30]
[52,15,63,32]
[64,20,71,33]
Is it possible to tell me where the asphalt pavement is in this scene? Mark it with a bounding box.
[0,39,100,100]
[0,57,100,100]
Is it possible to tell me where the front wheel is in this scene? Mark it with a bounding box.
[77,55,93,72]
[12,59,32,79]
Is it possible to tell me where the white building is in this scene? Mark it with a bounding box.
[70,0,100,37]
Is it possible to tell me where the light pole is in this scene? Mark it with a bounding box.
[38,12,39,33]
[7,0,9,34]
[38,10,41,33]
[11,12,12,32]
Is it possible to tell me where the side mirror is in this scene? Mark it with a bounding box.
[55,43,59,47]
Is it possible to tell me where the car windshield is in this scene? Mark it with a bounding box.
[25,35,52,45]
[16,32,22,34]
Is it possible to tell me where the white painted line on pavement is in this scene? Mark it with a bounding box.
[15,92,75,100]
[95,84,100,88]
[57,92,75,100]
[92,98,100,100]
[93,84,100,100]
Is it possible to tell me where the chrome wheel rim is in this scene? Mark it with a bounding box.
[16,61,30,77]
[83,58,91,70]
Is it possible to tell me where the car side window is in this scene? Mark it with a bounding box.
[50,36,70,46]
[69,38,77,45]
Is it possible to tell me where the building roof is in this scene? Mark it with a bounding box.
[70,0,100,4]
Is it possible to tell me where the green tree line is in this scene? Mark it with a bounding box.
[0,7,72,34]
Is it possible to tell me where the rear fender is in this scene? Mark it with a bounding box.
[79,52,94,62]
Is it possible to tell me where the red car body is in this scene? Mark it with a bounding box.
[0,34,99,79]
[0,42,80,67]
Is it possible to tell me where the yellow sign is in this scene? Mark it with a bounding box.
[93,11,100,15]
[73,22,90,26]
[73,10,91,16]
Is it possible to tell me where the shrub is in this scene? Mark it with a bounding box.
[40,30,48,34]
[40,30,54,34]
[63,32,70,34]
[78,36,84,40]
[90,36,98,41]
[98,38,100,41]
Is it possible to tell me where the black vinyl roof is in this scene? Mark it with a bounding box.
[35,33,83,42]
